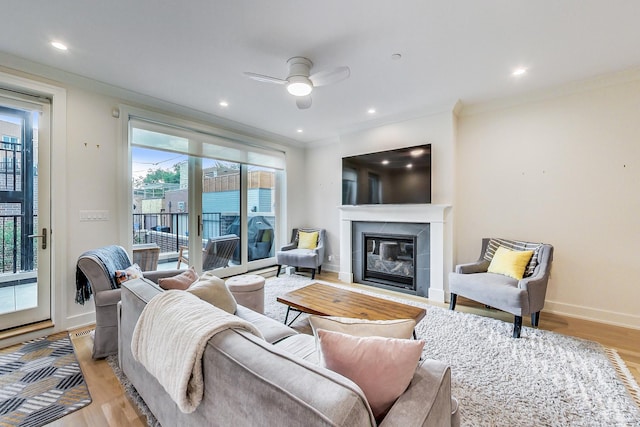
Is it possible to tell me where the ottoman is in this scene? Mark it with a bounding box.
[226,274,265,314]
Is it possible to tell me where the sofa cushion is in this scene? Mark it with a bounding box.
[234,305,298,344]
[187,274,237,314]
[158,266,198,290]
[449,271,529,315]
[317,329,424,420]
[276,249,319,269]
[274,334,319,364]
[487,246,533,280]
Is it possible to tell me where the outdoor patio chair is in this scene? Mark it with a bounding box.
[132,243,160,271]
[177,234,240,270]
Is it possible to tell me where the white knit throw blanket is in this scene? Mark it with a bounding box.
[131,290,264,413]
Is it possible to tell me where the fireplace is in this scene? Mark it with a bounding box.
[363,233,417,291]
[351,221,430,297]
[338,204,452,302]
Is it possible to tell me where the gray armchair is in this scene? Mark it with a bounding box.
[276,228,326,279]
[448,238,554,338]
[76,245,180,358]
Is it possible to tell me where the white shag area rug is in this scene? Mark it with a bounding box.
[266,274,640,427]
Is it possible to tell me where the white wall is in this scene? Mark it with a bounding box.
[306,73,640,330]
[305,110,456,272]
[64,88,124,326]
[456,76,640,329]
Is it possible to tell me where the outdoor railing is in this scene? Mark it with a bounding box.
[0,214,37,275]
[132,212,276,261]
[133,212,235,254]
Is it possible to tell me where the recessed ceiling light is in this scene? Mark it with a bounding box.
[512,67,527,76]
[51,41,68,51]
[406,164,413,169]
[367,108,376,114]
[381,160,389,165]
[296,129,303,133]
[219,101,229,107]
[391,53,402,61]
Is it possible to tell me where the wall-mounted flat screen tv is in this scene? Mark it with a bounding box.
[342,144,431,205]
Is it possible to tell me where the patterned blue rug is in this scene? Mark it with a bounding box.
[0,333,92,427]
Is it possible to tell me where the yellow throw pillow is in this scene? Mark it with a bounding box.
[487,246,534,280]
[298,231,319,249]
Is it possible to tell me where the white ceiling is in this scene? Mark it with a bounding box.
[1,1,640,143]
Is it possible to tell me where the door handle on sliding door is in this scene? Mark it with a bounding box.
[28,227,47,250]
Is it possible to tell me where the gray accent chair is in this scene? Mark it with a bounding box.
[449,238,554,338]
[276,228,325,279]
[76,245,181,358]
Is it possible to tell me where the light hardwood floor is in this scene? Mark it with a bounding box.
[47,271,639,426]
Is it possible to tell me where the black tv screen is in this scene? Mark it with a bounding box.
[342,144,431,205]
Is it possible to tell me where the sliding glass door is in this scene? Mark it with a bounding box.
[129,117,282,276]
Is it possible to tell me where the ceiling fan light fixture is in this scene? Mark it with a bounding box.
[287,76,313,96]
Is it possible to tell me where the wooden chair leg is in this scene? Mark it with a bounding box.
[318,265,322,275]
[513,316,523,338]
[449,293,457,310]
[276,265,282,277]
[311,269,316,280]
[531,311,540,327]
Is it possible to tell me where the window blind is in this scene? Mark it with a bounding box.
[129,117,285,170]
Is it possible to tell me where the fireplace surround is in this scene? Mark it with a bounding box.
[354,225,428,296]
[338,204,452,302]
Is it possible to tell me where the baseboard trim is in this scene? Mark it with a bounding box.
[428,288,445,303]
[545,300,640,330]
[338,271,353,283]
[63,312,97,331]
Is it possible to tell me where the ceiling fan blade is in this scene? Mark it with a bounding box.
[309,66,350,87]
[243,72,287,85]
[296,95,312,109]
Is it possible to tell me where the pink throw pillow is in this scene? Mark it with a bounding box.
[158,266,199,290]
[317,329,424,420]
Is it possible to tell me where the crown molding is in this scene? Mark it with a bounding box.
[459,66,640,117]
[0,51,305,149]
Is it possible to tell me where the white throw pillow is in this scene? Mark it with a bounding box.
[186,273,237,314]
[309,315,416,340]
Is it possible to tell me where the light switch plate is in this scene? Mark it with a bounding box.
[80,210,110,221]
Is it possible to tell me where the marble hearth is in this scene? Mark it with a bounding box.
[338,204,452,302]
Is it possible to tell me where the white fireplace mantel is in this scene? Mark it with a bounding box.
[338,204,452,302]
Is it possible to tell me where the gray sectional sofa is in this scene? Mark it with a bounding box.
[119,276,456,426]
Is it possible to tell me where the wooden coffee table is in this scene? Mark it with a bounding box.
[277,282,426,332]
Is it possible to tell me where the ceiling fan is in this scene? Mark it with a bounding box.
[244,57,350,109]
